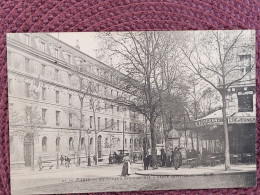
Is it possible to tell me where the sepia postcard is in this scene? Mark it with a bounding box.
[7,30,256,194]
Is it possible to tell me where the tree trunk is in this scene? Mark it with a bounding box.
[222,93,231,170]
[76,98,83,166]
[150,118,158,169]
[190,132,194,150]
[93,109,98,165]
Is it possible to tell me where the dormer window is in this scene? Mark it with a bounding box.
[67,54,72,64]
[39,41,46,52]
[54,48,59,58]
[24,34,29,46]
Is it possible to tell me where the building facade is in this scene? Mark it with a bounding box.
[7,33,146,168]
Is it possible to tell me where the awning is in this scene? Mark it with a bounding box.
[195,110,255,127]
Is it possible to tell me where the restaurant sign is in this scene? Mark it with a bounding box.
[195,118,223,127]
[228,116,255,124]
[195,116,255,127]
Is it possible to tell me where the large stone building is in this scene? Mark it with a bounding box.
[7,33,146,168]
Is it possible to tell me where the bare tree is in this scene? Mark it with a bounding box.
[181,30,255,170]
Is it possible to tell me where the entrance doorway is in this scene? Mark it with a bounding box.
[24,133,34,167]
[97,135,102,158]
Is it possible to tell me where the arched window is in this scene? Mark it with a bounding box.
[117,138,120,147]
[69,137,74,151]
[134,139,137,150]
[90,137,93,145]
[139,139,142,149]
[130,138,132,149]
[105,138,109,147]
[42,136,47,152]
[81,137,85,150]
[56,137,60,152]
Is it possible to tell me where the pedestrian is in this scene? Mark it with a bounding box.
[37,157,43,171]
[171,151,175,167]
[109,154,112,164]
[143,155,149,170]
[64,156,68,168]
[67,156,71,168]
[173,147,181,170]
[121,154,131,176]
[93,155,97,165]
[60,155,64,166]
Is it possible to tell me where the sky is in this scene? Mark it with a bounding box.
[49,32,100,59]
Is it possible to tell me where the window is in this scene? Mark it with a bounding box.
[130,139,132,149]
[117,106,119,112]
[81,138,85,150]
[56,111,60,126]
[56,91,59,103]
[42,108,47,124]
[238,93,253,112]
[111,89,113,96]
[54,48,59,58]
[110,74,113,82]
[239,54,251,73]
[105,118,107,129]
[42,136,47,152]
[97,84,100,94]
[104,86,107,96]
[129,122,132,132]
[69,113,72,127]
[25,106,32,124]
[96,68,100,75]
[111,119,114,130]
[69,137,74,151]
[69,94,72,105]
[117,138,120,147]
[105,138,109,147]
[67,54,72,64]
[117,91,119,98]
[24,34,29,45]
[90,116,93,129]
[117,120,119,131]
[42,87,46,100]
[41,64,46,76]
[111,105,114,113]
[25,58,30,73]
[56,137,60,152]
[98,117,100,130]
[8,79,12,94]
[55,69,59,81]
[25,83,30,97]
[39,41,46,52]
[125,138,127,148]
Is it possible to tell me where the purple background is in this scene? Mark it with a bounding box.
[0,0,259,194]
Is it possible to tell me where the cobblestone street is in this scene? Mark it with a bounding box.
[11,163,256,194]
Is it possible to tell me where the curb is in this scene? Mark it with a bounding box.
[135,170,256,177]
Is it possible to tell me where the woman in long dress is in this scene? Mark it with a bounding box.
[121,154,131,176]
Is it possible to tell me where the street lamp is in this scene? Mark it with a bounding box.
[87,128,91,166]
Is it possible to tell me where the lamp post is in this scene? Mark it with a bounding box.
[122,118,125,157]
[87,128,91,166]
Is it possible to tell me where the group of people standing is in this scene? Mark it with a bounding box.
[60,155,71,168]
[161,147,182,170]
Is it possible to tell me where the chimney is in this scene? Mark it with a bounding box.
[75,39,80,50]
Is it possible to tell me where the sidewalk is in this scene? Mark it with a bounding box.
[135,164,256,176]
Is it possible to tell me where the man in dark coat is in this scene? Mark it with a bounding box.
[143,155,150,170]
